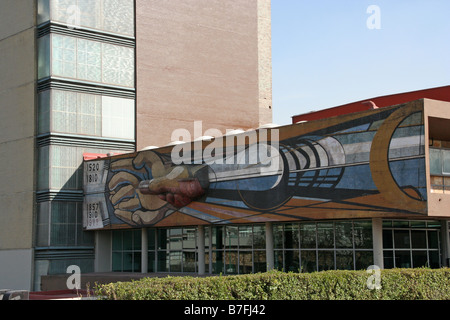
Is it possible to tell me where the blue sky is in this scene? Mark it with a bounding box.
[271,0,450,125]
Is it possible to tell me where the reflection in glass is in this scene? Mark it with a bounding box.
[300,223,316,249]
[353,221,373,249]
[239,251,252,274]
[394,230,410,249]
[336,250,353,270]
[301,250,316,273]
[318,250,334,271]
[317,223,334,249]
[355,251,373,270]
[335,222,353,249]
[395,251,411,268]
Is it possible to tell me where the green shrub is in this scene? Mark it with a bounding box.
[94,268,450,300]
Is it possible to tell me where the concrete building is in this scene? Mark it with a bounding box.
[0,0,271,291]
[1,0,449,293]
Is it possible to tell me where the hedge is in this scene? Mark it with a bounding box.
[94,268,450,300]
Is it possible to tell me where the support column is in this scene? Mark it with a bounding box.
[265,222,274,271]
[141,228,148,273]
[440,221,450,267]
[372,218,384,269]
[198,225,205,275]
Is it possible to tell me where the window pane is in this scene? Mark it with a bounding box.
[429,251,440,268]
[239,251,252,274]
[225,251,238,274]
[212,251,224,274]
[273,224,283,249]
[157,251,167,272]
[285,250,300,272]
[412,251,428,268]
[355,251,373,270]
[353,221,373,249]
[122,230,132,251]
[395,251,411,268]
[284,224,299,249]
[383,250,394,269]
[317,222,334,249]
[102,96,135,139]
[253,225,266,249]
[147,229,155,250]
[112,252,122,271]
[301,250,316,273]
[183,252,196,273]
[225,226,238,250]
[382,230,393,248]
[442,150,450,174]
[411,230,427,248]
[38,35,50,79]
[253,251,266,273]
[212,227,224,250]
[274,250,283,271]
[394,230,410,249]
[238,226,252,250]
[335,222,353,248]
[183,228,196,250]
[318,250,334,271]
[428,231,439,249]
[169,228,182,251]
[336,250,353,270]
[429,149,442,175]
[169,251,182,272]
[300,223,316,249]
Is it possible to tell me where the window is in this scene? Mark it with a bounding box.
[112,229,141,272]
[38,90,134,140]
[274,220,373,273]
[383,220,441,268]
[38,34,135,88]
[36,201,93,247]
[38,0,135,37]
[145,228,198,273]
[38,145,124,191]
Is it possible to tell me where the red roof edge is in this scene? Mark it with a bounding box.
[292,85,450,123]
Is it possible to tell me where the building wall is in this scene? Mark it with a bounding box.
[0,0,37,290]
[135,0,272,149]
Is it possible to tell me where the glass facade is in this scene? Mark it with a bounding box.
[110,220,443,275]
[34,0,136,290]
[274,221,373,272]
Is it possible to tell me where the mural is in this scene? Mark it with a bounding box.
[83,101,427,230]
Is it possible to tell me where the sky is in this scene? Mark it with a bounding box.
[271,0,450,125]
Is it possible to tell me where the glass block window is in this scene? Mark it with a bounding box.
[38,145,124,191]
[36,201,94,247]
[38,34,134,88]
[38,0,135,37]
[38,89,134,140]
